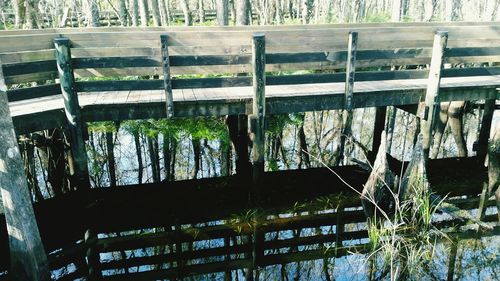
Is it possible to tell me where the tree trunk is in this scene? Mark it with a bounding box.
[162,135,171,180]
[235,0,249,25]
[431,102,450,159]
[0,77,51,281]
[302,0,313,24]
[133,131,143,184]
[216,0,229,25]
[118,0,128,26]
[170,138,177,181]
[275,0,283,24]
[179,0,193,26]
[198,0,205,23]
[138,0,149,26]
[150,0,161,26]
[21,138,43,201]
[158,0,169,26]
[130,0,139,26]
[191,138,201,179]
[448,101,467,157]
[85,0,100,27]
[147,135,161,183]
[220,139,231,176]
[105,131,117,186]
[297,114,311,169]
[24,0,40,29]
[13,0,26,28]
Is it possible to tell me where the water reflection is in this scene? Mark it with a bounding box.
[45,190,497,281]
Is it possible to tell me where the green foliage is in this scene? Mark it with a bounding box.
[87,121,116,133]
[267,113,303,137]
[364,13,391,23]
[120,117,229,143]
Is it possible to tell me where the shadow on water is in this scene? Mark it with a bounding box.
[1,159,497,280]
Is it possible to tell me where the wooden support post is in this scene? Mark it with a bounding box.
[421,31,448,160]
[54,37,90,190]
[337,31,358,166]
[84,229,102,280]
[250,33,266,185]
[161,35,174,118]
[0,60,50,281]
[370,106,387,162]
[344,31,357,112]
[476,98,495,160]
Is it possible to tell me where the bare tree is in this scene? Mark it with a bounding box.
[302,0,313,24]
[118,0,128,26]
[138,0,149,26]
[235,0,249,25]
[130,0,139,26]
[216,0,229,25]
[84,0,100,27]
[150,0,161,26]
[12,0,25,28]
[179,0,193,26]
[158,0,170,26]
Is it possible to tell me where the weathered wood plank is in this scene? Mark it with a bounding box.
[7,84,61,102]
[161,35,174,118]
[421,31,448,159]
[337,32,358,166]
[0,59,51,281]
[54,37,90,190]
[250,33,266,185]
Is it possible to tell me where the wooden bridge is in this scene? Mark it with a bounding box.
[0,22,499,280]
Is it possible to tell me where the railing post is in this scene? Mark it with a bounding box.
[161,35,174,118]
[54,37,90,190]
[0,59,50,281]
[250,33,266,185]
[336,31,358,166]
[421,31,448,160]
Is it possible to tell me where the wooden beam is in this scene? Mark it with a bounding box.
[160,35,174,118]
[54,37,90,190]
[250,33,266,185]
[421,31,448,160]
[0,59,50,280]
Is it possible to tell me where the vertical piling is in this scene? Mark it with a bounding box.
[421,31,448,160]
[250,33,266,185]
[54,37,90,189]
[161,35,174,118]
[337,31,358,166]
[0,59,50,281]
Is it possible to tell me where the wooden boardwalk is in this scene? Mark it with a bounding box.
[9,76,500,134]
[2,23,499,134]
[1,23,500,281]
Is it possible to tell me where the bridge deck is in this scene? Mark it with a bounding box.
[9,75,500,133]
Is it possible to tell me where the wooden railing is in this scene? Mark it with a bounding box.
[2,23,499,106]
